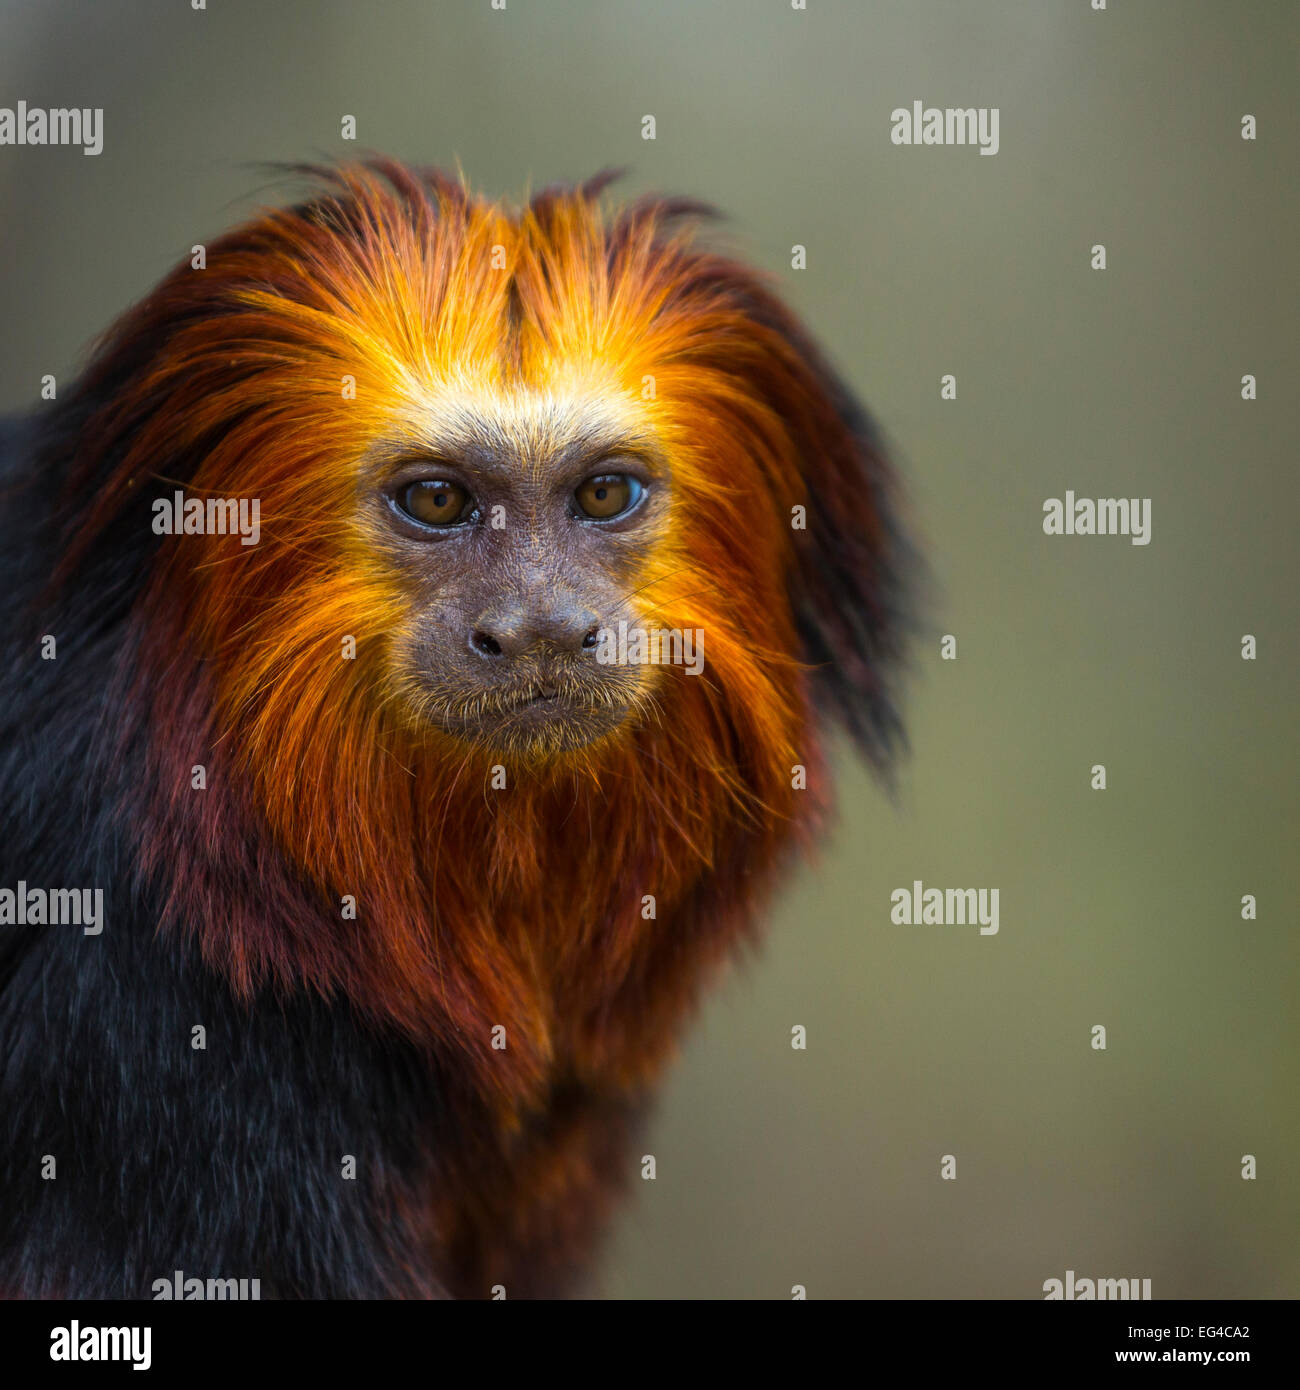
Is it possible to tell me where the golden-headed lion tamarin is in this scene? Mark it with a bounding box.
[0,160,909,1298]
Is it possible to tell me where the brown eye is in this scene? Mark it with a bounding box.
[575,473,643,520]
[398,480,473,527]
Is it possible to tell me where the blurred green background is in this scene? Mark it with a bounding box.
[2,0,1295,1298]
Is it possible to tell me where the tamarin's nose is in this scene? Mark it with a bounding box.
[469,597,601,659]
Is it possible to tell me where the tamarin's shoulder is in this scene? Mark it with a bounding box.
[0,413,54,599]
[0,874,446,1298]
[0,408,148,788]
[0,406,446,1296]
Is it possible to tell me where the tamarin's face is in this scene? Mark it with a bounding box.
[69,164,904,807]
[364,383,666,755]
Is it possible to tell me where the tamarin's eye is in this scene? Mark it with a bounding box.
[398,480,475,527]
[574,473,643,520]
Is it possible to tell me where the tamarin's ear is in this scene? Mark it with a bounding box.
[738,282,915,770]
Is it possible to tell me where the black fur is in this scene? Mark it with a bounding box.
[0,414,444,1300]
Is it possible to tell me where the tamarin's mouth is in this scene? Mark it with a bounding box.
[491,684,564,712]
[424,679,636,754]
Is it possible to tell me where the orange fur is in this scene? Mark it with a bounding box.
[49,161,905,1291]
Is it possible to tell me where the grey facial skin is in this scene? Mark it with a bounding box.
[367,421,670,756]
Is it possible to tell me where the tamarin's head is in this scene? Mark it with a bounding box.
[59,160,907,782]
[49,162,911,1073]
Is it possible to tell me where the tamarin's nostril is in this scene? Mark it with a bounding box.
[470,630,503,658]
